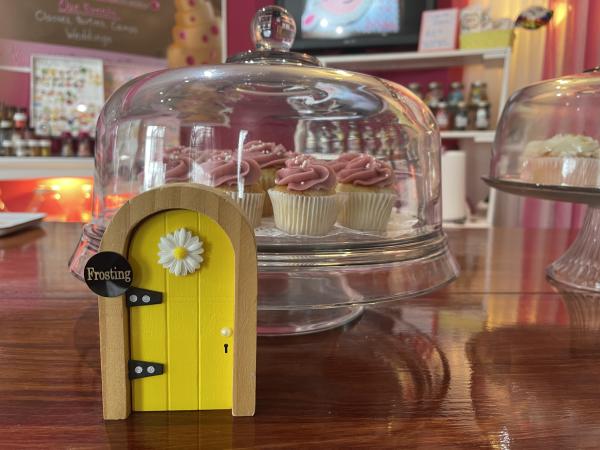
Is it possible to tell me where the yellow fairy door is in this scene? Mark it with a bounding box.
[127,209,235,411]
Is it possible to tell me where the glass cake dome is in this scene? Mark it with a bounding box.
[485,69,600,293]
[489,70,600,190]
[70,5,459,334]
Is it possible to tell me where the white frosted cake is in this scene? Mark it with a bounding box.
[520,134,600,187]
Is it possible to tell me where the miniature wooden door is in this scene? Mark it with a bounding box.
[127,209,235,411]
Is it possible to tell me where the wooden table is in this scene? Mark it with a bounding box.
[1,223,599,449]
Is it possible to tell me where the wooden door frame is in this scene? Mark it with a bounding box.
[98,183,257,420]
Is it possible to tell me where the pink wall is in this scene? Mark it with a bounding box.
[3,1,463,110]
[225,0,462,96]
[226,0,272,56]
[0,71,29,109]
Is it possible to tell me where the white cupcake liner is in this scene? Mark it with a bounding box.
[521,157,600,187]
[338,191,396,232]
[223,191,264,228]
[268,189,339,236]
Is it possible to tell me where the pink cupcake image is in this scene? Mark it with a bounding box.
[268,158,339,236]
[197,152,264,227]
[327,152,362,174]
[243,140,295,216]
[336,154,396,232]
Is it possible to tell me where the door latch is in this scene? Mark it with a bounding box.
[125,287,162,307]
[129,360,164,379]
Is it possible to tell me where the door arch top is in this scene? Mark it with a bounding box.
[98,183,257,420]
[101,183,256,256]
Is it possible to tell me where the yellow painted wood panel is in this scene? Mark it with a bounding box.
[128,212,167,411]
[198,213,235,410]
[165,210,199,410]
[129,208,235,412]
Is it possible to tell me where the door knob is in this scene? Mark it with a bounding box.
[220,327,233,337]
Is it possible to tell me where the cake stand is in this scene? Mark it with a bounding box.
[483,176,600,292]
[256,228,459,335]
[73,219,459,337]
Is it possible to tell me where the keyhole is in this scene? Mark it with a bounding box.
[224,343,228,354]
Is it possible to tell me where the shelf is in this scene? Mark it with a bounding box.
[441,130,495,143]
[0,157,94,180]
[319,47,510,71]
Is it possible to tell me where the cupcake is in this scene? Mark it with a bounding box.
[162,147,233,183]
[164,146,195,183]
[269,158,338,236]
[520,134,600,187]
[197,152,264,227]
[243,140,295,215]
[327,152,362,174]
[336,154,396,232]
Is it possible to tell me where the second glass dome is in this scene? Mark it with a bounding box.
[491,71,600,189]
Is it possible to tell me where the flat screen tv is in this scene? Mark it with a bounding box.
[276,0,437,52]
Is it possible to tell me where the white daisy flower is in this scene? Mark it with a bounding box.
[157,228,204,276]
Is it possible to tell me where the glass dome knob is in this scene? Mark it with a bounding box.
[251,5,296,51]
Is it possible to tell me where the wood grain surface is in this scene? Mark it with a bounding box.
[1,223,599,449]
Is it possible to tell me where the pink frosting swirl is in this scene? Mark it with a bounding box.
[284,154,328,168]
[197,149,233,163]
[163,147,233,183]
[328,152,363,174]
[243,140,295,168]
[197,154,261,187]
[275,159,337,191]
[337,155,394,188]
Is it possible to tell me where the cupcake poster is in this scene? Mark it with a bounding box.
[31,55,104,137]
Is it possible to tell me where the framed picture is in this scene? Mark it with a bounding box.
[418,8,459,52]
[31,55,104,137]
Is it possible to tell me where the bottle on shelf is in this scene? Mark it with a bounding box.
[39,139,52,157]
[5,106,15,127]
[435,102,450,131]
[376,127,388,157]
[453,101,469,131]
[2,140,13,156]
[27,139,40,157]
[304,122,317,154]
[60,132,75,156]
[331,120,345,153]
[13,139,28,157]
[347,122,361,153]
[448,81,464,124]
[425,81,443,115]
[11,109,27,141]
[77,132,93,157]
[475,101,491,130]
[468,80,488,104]
[467,81,489,129]
[0,119,13,156]
[363,125,377,153]
[447,81,465,109]
[317,124,332,154]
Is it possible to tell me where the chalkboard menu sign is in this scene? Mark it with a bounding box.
[0,0,175,58]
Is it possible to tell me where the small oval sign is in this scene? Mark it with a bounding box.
[84,251,133,297]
